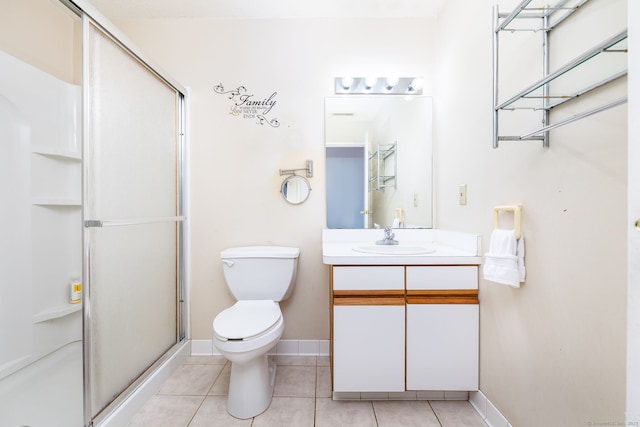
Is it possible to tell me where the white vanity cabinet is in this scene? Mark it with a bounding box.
[330,264,479,395]
[406,266,479,391]
[332,266,405,392]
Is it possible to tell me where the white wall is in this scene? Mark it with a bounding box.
[110,17,437,340]
[435,0,627,426]
[627,0,640,423]
[106,1,630,423]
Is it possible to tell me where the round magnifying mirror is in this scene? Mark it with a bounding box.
[281,175,311,205]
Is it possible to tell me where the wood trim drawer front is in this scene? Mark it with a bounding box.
[406,266,478,290]
[333,266,404,291]
[406,290,479,305]
[334,290,406,306]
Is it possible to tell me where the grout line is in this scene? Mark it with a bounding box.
[371,400,379,426]
[185,395,207,426]
[427,400,444,427]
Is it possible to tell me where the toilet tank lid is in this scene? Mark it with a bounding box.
[221,246,300,259]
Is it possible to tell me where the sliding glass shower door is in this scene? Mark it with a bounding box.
[83,18,186,422]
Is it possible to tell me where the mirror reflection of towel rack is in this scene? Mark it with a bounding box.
[493,204,522,239]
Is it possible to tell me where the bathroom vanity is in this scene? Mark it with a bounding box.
[323,229,482,399]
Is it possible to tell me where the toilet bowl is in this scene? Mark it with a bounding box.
[213,301,284,418]
[212,246,300,419]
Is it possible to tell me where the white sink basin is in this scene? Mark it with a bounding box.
[352,245,437,255]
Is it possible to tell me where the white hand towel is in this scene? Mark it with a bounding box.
[483,229,526,288]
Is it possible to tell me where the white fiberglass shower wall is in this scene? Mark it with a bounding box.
[0,47,83,427]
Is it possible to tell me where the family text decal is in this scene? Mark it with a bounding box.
[214,83,280,128]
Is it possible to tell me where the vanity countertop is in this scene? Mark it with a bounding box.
[322,229,482,266]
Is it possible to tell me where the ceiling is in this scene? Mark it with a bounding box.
[87,0,446,20]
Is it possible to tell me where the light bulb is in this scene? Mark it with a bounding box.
[385,77,399,89]
[364,77,377,89]
[408,78,424,92]
[341,77,354,89]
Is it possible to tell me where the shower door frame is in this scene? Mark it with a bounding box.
[58,1,189,426]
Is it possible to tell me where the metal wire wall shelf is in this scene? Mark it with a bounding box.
[492,0,628,148]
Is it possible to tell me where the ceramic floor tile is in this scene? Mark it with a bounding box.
[317,356,330,367]
[184,356,228,365]
[251,396,315,427]
[127,395,203,427]
[373,400,441,427]
[273,365,316,398]
[131,356,490,427]
[188,396,252,427]
[274,356,317,366]
[208,363,231,396]
[430,400,489,427]
[159,364,224,395]
[316,366,332,398]
[315,397,377,427]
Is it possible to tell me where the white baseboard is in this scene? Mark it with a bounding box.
[190,339,214,356]
[190,339,330,357]
[469,390,513,427]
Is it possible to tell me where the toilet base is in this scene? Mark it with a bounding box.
[226,354,277,419]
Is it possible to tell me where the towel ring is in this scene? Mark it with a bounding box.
[493,205,522,239]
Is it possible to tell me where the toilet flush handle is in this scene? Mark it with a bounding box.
[222,260,235,267]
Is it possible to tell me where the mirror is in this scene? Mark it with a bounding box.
[325,96,432,229]
[281,175,311,204]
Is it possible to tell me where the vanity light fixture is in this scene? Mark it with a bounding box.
[334,77,423,95]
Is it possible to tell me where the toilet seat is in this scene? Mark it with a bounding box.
[213,300,282,341]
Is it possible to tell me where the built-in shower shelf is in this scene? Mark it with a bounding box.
[33,304,81,323]
[31,145,81,160]
[32,198,81,206]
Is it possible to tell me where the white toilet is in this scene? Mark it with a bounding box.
[212,245,300,419]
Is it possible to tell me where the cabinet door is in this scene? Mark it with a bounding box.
[333,305,405,392]
[406,303,478,391]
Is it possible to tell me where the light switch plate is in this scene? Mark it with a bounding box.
[459,184,467,205]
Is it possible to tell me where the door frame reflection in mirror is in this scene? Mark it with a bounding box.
[325,96,433,229]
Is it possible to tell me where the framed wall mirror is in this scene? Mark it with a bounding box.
[325,96,432,229]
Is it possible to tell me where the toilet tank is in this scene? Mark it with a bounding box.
[220,246,300,301]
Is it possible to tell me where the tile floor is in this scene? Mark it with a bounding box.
[127,355,488,427]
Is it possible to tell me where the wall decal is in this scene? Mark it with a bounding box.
[214,83,280,128]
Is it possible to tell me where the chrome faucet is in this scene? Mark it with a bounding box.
[376,226,399,245]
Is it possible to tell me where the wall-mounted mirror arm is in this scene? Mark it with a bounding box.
[279,160,313,178]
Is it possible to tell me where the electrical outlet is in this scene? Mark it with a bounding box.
[459,184,467,205]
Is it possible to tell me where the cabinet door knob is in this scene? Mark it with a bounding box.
[635,219,640,231]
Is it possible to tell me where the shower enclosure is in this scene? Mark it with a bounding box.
[0,1,188,426]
